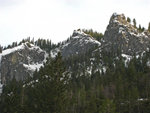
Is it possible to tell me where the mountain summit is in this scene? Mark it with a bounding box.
[51,30,101,58]
[103,13,150,55]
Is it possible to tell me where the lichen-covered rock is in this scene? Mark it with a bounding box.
[0,43,47,84]
[103,13,150,55]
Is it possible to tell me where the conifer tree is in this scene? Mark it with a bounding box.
[0,78,23,113]
[142,27,145,32]
[25,52,69,113]
[133,18,137,28]
[138,24,142,32]
[0,45,2,53]
[148,22,150,32]
[127,17,131,23]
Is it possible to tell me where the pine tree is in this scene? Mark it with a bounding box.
[148,22,150,32]
[0,45,2,53]
[127,17,131,23]
[0,78,23,113]
[25,52,69,113]
[133,18,137,28]
[138,24,142,32]
[142,27,145,32]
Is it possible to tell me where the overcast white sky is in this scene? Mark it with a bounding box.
[0,0,150,46]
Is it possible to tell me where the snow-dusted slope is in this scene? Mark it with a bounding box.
[0,44,24,67]
[51,30,101,58]
[0,42,48,84]
[0,43,48,71]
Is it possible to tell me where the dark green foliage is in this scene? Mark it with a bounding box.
[127,17,131,23]
[138,24,142,32]
[1,39,150,113]
[0,53,69,113]
[133,18,137,28]
[3,37,57,53]
[82,29,103,42]
[26,42,31,48]
[35,38,55,53]
[148,22,150,32]
[1,50,150,113]
[0,78,23,113]
[24,52,69,113]
[138,24,145,33]
[142,27,145,32]
[0,45,2,53]
[64,48,150,113]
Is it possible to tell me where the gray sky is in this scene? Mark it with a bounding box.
[0,0,150,46]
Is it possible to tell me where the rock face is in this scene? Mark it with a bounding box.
[51,30,101,58]
[0,43,47,84]
[1,13,150,84]
[103,13,150,55]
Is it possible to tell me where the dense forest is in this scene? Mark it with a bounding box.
[0,29,150,113]
[1,48,150,113]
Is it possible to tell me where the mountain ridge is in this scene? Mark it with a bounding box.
[1,13,150,84]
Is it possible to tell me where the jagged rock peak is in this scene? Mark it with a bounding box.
[72,29,88,37]
[51,29,101,58]
[0,42,43,57]
[72,29,97,41]
[0,42,47,84]
[110,13,126,24]
[109,13,136,31]
[103,13,150,55]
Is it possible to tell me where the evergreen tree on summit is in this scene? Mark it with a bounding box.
[133,18,137,28]
[0,45,2,53]
[127,17,131,23]
[148,22,150,32]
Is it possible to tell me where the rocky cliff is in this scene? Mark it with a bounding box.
[0,42,47,84]
[51,30,101,58]
[103,13,150,55]
[1,13,150,84]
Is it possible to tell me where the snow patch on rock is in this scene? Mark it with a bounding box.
[0,43,25,56]
[122,54,132,66]
[23,52,48,72]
